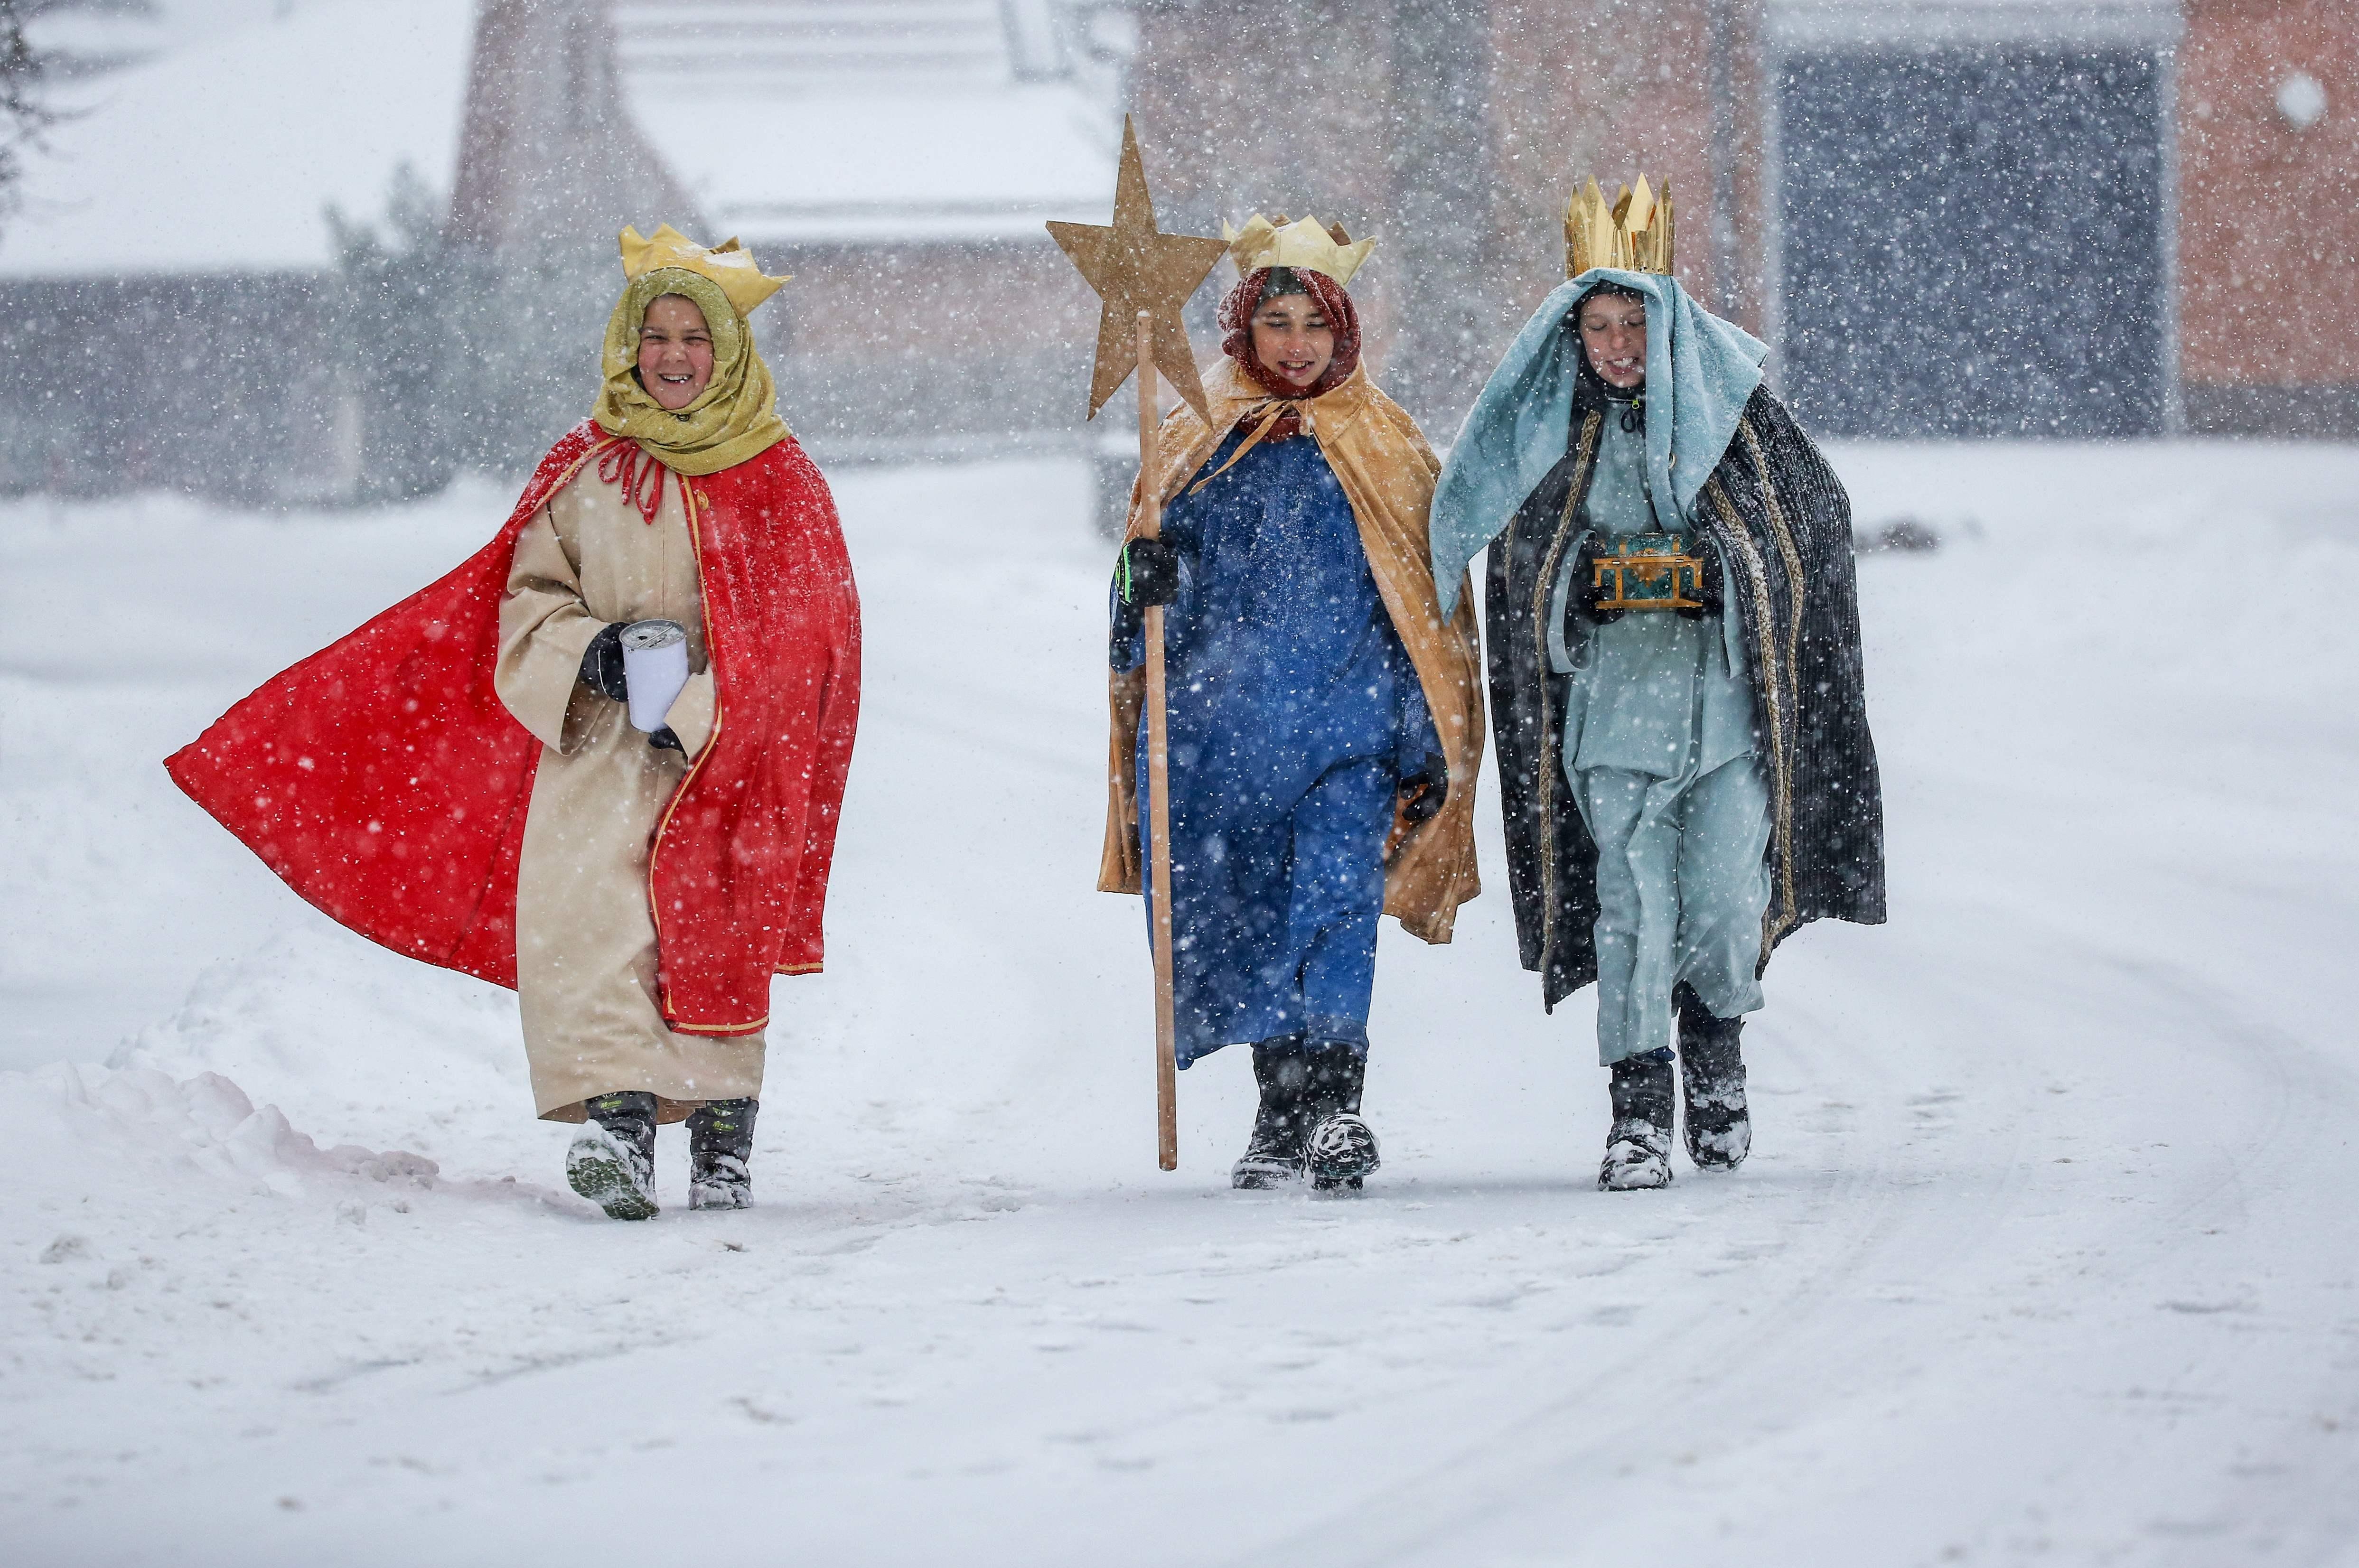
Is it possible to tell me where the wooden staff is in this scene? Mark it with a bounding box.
[1043,116,1222,1169]
[1136,309,1179,1172]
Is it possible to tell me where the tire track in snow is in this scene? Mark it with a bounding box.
[1219,905,2349,1566]
[1185,957,1985,1567]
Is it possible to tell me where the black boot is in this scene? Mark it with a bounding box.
[1301,1044,1380,1194]
[1233,1037,1311,1189]
[568,1090,659,1220]
[1599,1049,1675,1191]
[1676,984,1751,1170]
[686,1097,757,1210]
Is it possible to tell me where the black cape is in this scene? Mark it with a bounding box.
[1484,382,1886,1008]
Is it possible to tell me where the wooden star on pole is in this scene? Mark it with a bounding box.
[1048,116,1228,425]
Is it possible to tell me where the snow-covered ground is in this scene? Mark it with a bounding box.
[4,440,2357,1565]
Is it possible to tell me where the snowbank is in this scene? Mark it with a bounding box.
[3,1060,435,1208]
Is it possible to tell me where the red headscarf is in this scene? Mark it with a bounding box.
[1217,265,1362,420]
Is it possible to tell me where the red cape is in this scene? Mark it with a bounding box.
[166,423,861,1035]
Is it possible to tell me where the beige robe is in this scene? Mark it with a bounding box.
[495,467,765,1123]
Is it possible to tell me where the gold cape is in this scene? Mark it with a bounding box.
[591,269,791,477]
[1097,358,1484,943]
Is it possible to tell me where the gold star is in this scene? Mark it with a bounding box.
[1048,116,1228,425]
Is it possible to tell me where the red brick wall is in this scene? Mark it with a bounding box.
[2179,0,2359,388]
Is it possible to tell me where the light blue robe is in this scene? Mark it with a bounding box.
[1431,269,1768,615]
[1550,409,1771,1065]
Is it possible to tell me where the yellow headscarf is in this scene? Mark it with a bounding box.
[591,267,791,477]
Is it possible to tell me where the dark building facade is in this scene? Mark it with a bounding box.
[1765,5,2179,439]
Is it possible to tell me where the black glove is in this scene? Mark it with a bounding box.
[1116,537,1179,608]
[580,622,628,700]
[1572,537,1626,626]
[1398,752,1448,825]
[583,624,686,753]
[1675,544,1726,621]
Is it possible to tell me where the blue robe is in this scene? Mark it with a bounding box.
[1112,429,1437,1067]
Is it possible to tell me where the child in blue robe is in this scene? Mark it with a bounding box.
[1102,219,1484,1192]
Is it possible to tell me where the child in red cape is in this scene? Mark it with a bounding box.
[168,225,861,1220]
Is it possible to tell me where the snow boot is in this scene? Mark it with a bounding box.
[1599,1049,1675,1191]
[1233,1038,1312,1189]
[1301,1045,1380,1195]
[1676,984,1751,1170]
[686,1097,757,1210]
[567,1091,659,1220]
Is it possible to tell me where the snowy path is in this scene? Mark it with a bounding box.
[4,444,2357,1565]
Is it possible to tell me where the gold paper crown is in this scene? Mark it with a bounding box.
[1221,212,1376,287]
[1564,176,1675,280]
[618,223,791,318]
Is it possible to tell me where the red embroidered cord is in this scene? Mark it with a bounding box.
[596,440,667,523]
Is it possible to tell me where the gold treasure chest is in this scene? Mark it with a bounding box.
[1591,532,1707,613]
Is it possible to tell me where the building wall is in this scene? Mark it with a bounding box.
[19,2,2356,512]
[1130,0,1761,436]
[1776,45,2171,438]
[2178,0,2359,433]
[761,238,1102,457]
[1488,0,1762,330]
[1128,2,1417,369]
[1136,1,2358,440]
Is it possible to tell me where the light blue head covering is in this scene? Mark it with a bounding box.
[1430,269,1768,615]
